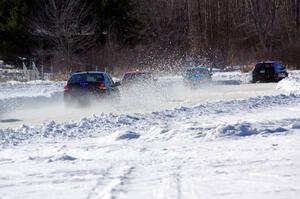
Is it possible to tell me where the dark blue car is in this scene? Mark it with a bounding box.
[252,61,288,83]
[183,66,212,87]
[64,71,120,105]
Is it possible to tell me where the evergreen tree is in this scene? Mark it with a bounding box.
[0,0,34,61]
[97,0,145,44]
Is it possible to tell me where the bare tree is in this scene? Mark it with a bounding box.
[30,0,97,69]
[247,0,281,55]
[29,0,300,70]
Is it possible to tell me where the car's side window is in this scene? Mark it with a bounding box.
[103,74,114,87]
[278,63,285,70]
[107,74,114,86]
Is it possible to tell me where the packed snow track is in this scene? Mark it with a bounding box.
[0,76,278,128]
[0,71,300,199]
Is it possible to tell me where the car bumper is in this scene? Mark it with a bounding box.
[253,72,288,82]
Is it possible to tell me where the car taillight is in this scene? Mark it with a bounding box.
[99,82,107,89]
[64,85,69,91]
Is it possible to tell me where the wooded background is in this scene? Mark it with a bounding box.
[0,0,300,72]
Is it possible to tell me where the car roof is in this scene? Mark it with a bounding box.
[256,61,279,64]
[71,71,108,75]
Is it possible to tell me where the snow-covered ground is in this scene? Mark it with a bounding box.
[0,71,300,199]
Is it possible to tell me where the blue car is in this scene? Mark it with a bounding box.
[252,61,288,83]
[183,66,212,87]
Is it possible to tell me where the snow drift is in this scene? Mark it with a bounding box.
[277,77,300,93]
[0,81,64,113]
[1,93,300,148]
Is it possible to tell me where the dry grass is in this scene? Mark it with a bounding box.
[241,65,254,73]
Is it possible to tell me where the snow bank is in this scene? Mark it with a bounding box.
[1,93,300,148]
[276,77,300,93]
[0,81,64,113]
[0,91,62,113]
[0,114,144,147]
[206,122,290,139]
[0,80,64,100]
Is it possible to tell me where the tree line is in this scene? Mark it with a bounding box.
[0,0,300,72]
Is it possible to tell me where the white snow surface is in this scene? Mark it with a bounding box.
[0,71,300,199]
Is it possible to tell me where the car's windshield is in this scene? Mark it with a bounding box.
[254,63,275,73]
[68,73,104,83]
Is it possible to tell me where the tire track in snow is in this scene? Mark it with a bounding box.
[157,168,183,199]
[153,151,194,199]
[87,162,135,199]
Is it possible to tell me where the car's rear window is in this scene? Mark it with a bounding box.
[68,73,104,83]
[186,68,209,76]
[254,63,275,72]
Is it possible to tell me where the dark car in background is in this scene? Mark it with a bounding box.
[64,71,120,105]
[252,61,288,83]
[121,71,156,86]
[183,66,212,87]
